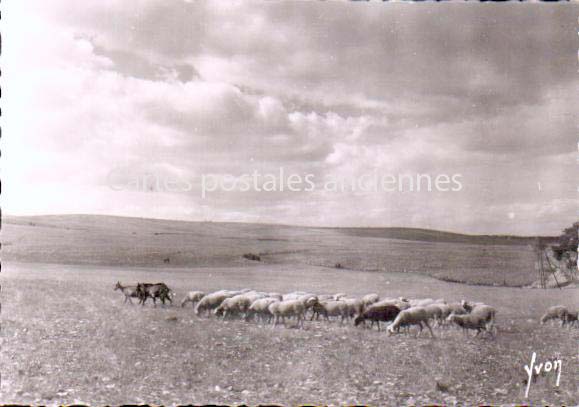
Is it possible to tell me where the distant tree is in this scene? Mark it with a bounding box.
[552,222,578,263]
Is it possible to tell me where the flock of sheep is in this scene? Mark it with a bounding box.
[115,282,577,337]
[178,288,499,337]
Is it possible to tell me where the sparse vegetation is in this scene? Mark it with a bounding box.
[1,215,544,286]
[1,262,577,405]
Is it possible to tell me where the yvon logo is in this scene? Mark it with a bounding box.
[523,352,562,398]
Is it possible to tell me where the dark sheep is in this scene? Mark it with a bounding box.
[354,305,401,331]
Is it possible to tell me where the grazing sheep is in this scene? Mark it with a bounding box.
[294,294,319,320]
[214,294,254,319]
[267,292,283,301]
[387,307,435,338]
[342,298,364,319]
[411,298,445,306]
[354,305,401,331]
[269,300,307,328]
[310,300,327,321]
[540,305,569,326]
[370,298,411,311]
[409,298,436,308]
[312,300,349,324]
[114,281,140,304]
[298,294,319,307]
[461,300,486,313]
[194,290,238,316]
[317,294,336,302]
[432,303,454,327]
[246,298,279,323]
[447,305,497,337]
[180,291,206,308]
[361,293,380,309]
[242,292,268,304]
[282,291,313,301]
[423,303,444,322]
[447,302,469,315]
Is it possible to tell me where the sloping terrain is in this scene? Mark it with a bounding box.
[2,214,545,286]
[1,262,577,405]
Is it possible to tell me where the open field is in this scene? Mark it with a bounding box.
[2,215,549,286]
[1,261,578,405]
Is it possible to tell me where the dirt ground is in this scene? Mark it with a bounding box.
[1,262,577,405]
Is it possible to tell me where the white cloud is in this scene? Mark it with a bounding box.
[1,1,576,235]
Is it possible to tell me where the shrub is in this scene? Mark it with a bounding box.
[243,253,261,261]
[553,222,578,262]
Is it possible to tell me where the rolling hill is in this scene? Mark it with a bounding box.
[1,214,554,286]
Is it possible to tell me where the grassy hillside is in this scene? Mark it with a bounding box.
[1,214,545,286]
[333,227,548,246]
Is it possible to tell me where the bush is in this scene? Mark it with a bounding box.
[243,253,261,261]
[553,222,578,261]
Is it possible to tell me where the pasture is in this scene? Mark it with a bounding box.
[2,215,542,286]
[1,261,578,405]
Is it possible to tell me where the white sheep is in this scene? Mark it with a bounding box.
[370,298,411,311]
[318,294,335,301]
[387,307,435,338]
[246,297,279,323]
[243,292,268,304]
[269,299,307,328]
[423,303,444,322]
[361,293,380,309]
[447,305,497,337]
[194,290,238,316]
[298,294,319,306]
[267,292,283,301]
[342,298,364,319]
[447,302,469,315]
[312,300,350,324]
[282,291,313,301]
[409,298,442,308]
[540,305,569,325]
[180,291,206,308]
[214,294,254,319]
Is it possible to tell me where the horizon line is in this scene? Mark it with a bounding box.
[2,212,560,239]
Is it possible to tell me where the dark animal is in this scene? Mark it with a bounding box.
[354,305,401,331]
[137,282,173,306]
[563,311,578,328]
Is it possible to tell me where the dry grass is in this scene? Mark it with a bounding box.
[3,215,540,286]
[1,262,578,405]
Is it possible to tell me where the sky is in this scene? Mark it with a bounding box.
[2,1,578,235]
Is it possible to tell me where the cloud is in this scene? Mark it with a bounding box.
[2,1,577,235]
